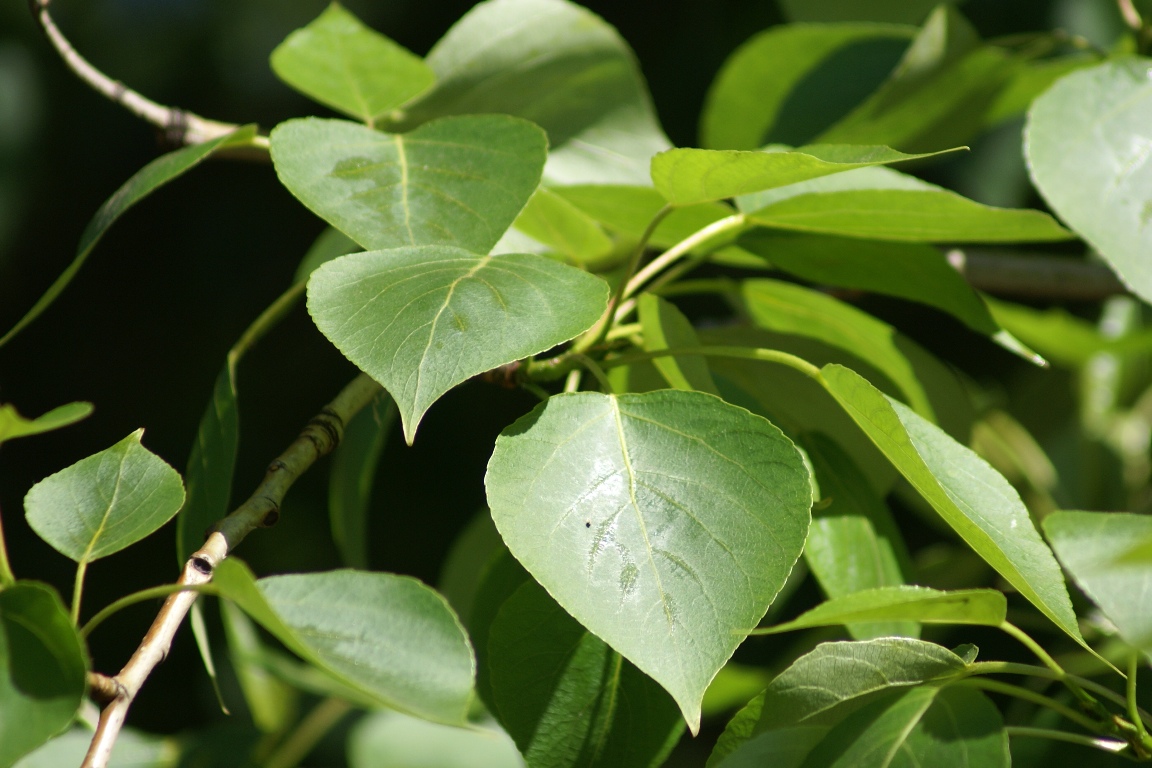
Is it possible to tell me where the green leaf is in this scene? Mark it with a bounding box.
[308,245,607,442]
[213,559,475,724]
[487,579,684,767]
[638,294,719,394]
[1044,511,1152,658]
[552,185,736,250]
[177,366,238,562]
[512,187,616,268]
[437,510,505,628]
[0,125,257,348]
[753,586,1006,636]
[801,432,915,640]
[485,390,812,732]
[25,430,185,563]
[819,364,1084,646]
[0,583,88,768]
[329,391,395,568]
[1026,58,1152,304]
[270,3,434,123]
[397,0,670,185]
[0,403,92,447]
[467,549,531,709]
[780,0,951,24]
[348,710,522,768]
[13,727,175,768]
[736,163,933,212]
[219,600,297,734]
[984,297,1113,369]
[271,115,547,254]
[702,663,772,718]
[742,279,936,420]
[701,24,915,150]
[799,686,1007,768]
[651,145,959,207]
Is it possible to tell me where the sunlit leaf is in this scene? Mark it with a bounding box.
[552,185,737,250]
[638,294,719,394]
[25,430,185,563]
[0,403,92,447]
[308,245,607,442]
[271,115,547,254]
[512,187,616,268]
[270,3,434,123]
[486,390,812,732]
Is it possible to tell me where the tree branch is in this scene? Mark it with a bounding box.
[947,249,1128,302]
[81,373,383,768]
[29,0,242,146]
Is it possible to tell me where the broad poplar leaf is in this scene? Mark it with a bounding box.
[329,391,395,568]
[819,364,1084,647]
[1026,59,1152,304]
[0,125,257,348]
[349,710,523,768]
[512,187,615,268]
[742,279,935,420]
[0,583,88,768]
[485,390,812,732]
[487,580,684,768]
[177,365,238,562]
[0,402,91,447]
[1045,511,1152,658]
[25,430,185,563]
[651,145,959,207]
[701,24,915,150]
[638,294,719,395]
[753,586,1006,635]
[271,115,547,254]
[308,245,608,442]
[270,3,434,123]
[213,560,475,725]
[397,0,670,185]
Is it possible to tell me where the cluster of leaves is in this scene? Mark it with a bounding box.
[6,0,1152,766]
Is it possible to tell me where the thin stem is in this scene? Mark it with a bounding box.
[605,323,642,342]
[563,369,582,393]
[968,662,1151,725]
[81,584,215,639]
[228,280,307,370]
[622,214,746,301]
[1119,0,1143,31]
[954,678,1100,731]
[572,353,615,393]
[1129,652,1151,743]
[0,504,16,586]
[1000,621,1068,677]
[71,560,88,625]
[263,698,353,768]
[1005,726,1129,754]
[599,345,821,380]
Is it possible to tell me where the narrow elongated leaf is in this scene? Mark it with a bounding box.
[736,163,933,213]
[819,364,1084,646]
[753,586,1006,635]
[177,365,238,562]
[747,188,1073,243]
[488,580,684,768]
[1044,512,1152,657]
[651,145,958,207]
[0,583,88,767]
[219,600,297,734]
[552,185,737,250]
[25,430,185,563]
[742,279,935,419]
[270,3,434,123]
[0,402,91,447]
[512,187,616,268]
[802,432,914,640]
[349,710,523,768]
[271,115,547,254]
[308,245,607,442]
[701,24,915,150]
[213,560,475,725]
[397,0,670,185]
[0,125,257,347]
[638,294,719,394]
[329,391,395,568]
[485,390,812,732]
[1026,59,1152,304]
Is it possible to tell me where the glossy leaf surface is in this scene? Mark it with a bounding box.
[0,584,88,768]
[1045,511,1152,657]
[486,390,812,731]
[1027,59,1152,304]
[308,245,607,442]
[177,365,238,561]
[488,580,683,767]
[25,430,185,563]
[270,3,434,122]
[213,560,474,724]
[271,115,546,254]
[0,403,92,447]
[820,364,1083,646]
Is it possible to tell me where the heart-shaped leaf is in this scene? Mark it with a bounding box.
[25,430,185,563]
[213,560,475,725]
[308,246,608,442]
[0,583,88,767]
[1026,59,1152,304]
[485,390,812,732]
[270,3,435,123]
[271,115,547,253]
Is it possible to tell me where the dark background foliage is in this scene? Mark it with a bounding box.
[0,0,1128,755]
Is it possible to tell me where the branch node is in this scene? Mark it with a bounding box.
[260,506,280,528]
[191,556,213,576]
[87,672,124,706]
